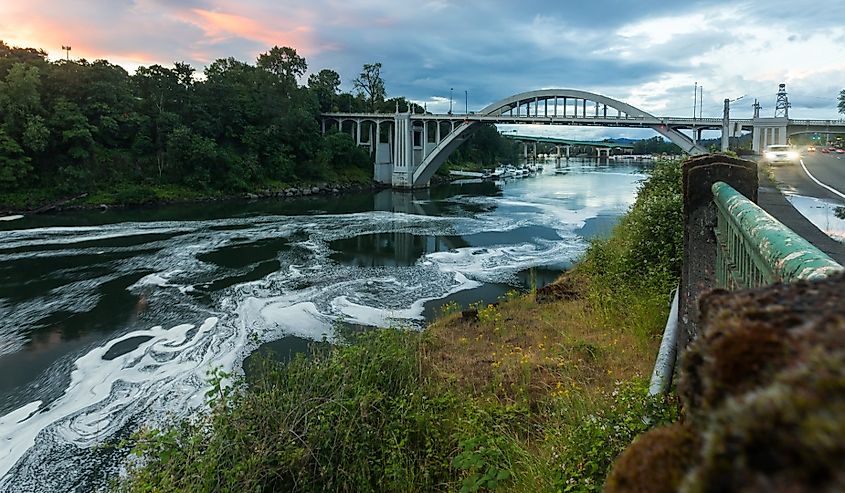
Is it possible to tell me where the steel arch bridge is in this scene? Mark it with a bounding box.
[321,88,845,188]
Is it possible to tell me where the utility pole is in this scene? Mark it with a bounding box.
[693,82,698,120]
[465,90,468,115]
[61,45,71,61]
[722,95,745,151]
[722,99,730,152]
[693,82,698,144]
[753,99,761,119]
[449,88,453,115]
[699,86,704,119]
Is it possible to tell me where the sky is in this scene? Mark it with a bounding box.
[2,0,844,140]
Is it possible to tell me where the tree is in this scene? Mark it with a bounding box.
[308,69,341,112]
[0,62,42,136]
[22,115,49,152]
[839,89,845,115]
[353,63,385,112]
[256,46,307,84]
[0,129,31,189]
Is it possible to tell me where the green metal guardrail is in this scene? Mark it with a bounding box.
[712,181,844,289]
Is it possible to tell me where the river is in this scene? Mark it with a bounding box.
[0,160,647,491]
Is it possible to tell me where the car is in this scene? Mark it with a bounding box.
[763,144,799,164]
[837,148,845,154]
[807,145,816,152]
[821,147,830,153]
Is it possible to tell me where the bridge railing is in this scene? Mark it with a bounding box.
[651,157,844,395]
[711,181,843,289]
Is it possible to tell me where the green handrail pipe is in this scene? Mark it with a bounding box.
[711,181,844,289]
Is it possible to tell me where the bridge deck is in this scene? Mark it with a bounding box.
[502,134,634,148]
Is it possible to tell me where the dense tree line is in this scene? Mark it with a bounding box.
[447,124,520,166]
[0,42,388,200]
[631,136,682,155]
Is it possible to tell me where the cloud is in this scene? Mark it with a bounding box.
[1,0,843,134]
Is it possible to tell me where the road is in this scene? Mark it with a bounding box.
[769,151,845,205]
[758,149,845,264]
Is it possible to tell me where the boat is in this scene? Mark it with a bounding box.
[449,170,485,178]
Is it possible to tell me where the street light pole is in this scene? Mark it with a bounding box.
[722,95,745,152]
[449,88,453,115]
[465,90,468,115]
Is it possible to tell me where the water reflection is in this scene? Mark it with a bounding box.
[785,194,845,243]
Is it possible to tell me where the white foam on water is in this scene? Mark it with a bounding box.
[243,298,332,341]
[0,317,241,485]
[0,215,23,222]
[331,272,481,327]
[425,240,583,284]
[128,270,185,290]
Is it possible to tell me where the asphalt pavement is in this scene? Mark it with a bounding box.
[758,150,845,264]
[769,151,845,205]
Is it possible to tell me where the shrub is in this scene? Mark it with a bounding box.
[551,380,680,492]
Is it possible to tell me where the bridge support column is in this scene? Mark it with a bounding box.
[532,142,537,163]
[752,118,789,153]
[679,155,758,352]
[391,113,415,188]
[355,119,361,145]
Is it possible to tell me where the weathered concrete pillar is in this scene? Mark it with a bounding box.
[355,119,361,145]
[321,119,326,134]
[679,155,758,353]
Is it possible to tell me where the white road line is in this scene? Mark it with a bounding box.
[799,159,845,201]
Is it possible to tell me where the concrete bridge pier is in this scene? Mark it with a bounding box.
[390,113,414,188]
[751,117,789,152]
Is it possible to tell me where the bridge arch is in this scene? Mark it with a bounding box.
[412,89,706,186]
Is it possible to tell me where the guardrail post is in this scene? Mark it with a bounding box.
[679,155,757,352]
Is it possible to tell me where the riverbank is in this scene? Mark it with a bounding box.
[0,171,458,216]
[0,167,392,215]
[114,159,683,492]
